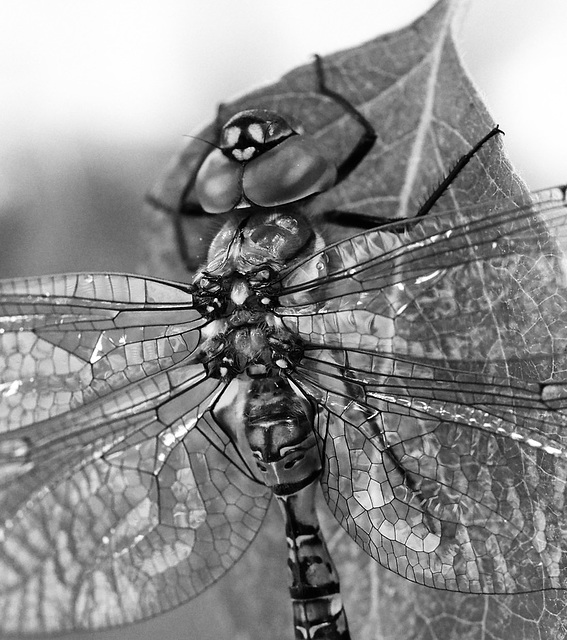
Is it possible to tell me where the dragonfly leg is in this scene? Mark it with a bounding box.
[325,126,503,231]
[324,209,408,231]
[276,480,351,640]
[314,54,377,186]
[413,125,504,220]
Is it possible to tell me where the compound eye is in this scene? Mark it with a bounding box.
[243,136,337,208]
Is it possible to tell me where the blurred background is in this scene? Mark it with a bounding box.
[0,0,566,638]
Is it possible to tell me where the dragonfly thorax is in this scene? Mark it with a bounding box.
[192,211,316,379]
[199,320,303,380]
[200,210,317,278]
[193,273,273,319]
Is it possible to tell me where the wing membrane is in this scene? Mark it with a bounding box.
[0,409,270,634]
[278,188,567,352]
[279,188,567,593]
[0,273,271,634]
[305,387,565,594]
[0,273,204,428]
[279,187,567,381]
[0,273,209,516]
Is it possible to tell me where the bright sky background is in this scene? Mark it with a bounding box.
[0,1,566,638]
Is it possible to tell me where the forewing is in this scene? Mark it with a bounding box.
[279,188,567,593]
[1,272,203,428]
[0,272,204,518]
[0,273,271,633]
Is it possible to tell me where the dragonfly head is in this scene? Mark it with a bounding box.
[194,108,336,213]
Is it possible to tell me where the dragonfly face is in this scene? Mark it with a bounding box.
[194,109,338,213]
[218,109,300,162]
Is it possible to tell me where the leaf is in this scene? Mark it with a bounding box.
[144,1,567,640]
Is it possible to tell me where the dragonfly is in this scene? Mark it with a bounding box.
[2,171,567,638]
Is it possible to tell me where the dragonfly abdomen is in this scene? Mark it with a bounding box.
[243,378,350,639]
[278,484,350,640]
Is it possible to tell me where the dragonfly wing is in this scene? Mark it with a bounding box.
[0,273,271,633]
[0,273,205,518]
[279,188,567,593]
[0,407,270,634]
[0,273,204,428]
[278,188,567,377]
[294,351,567,593]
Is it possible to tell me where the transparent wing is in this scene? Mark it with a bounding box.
[278,187,567,593]
[1,273,203,427]
[0,273,270,634]
[0,272,206,519]
[294,353,567,594]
